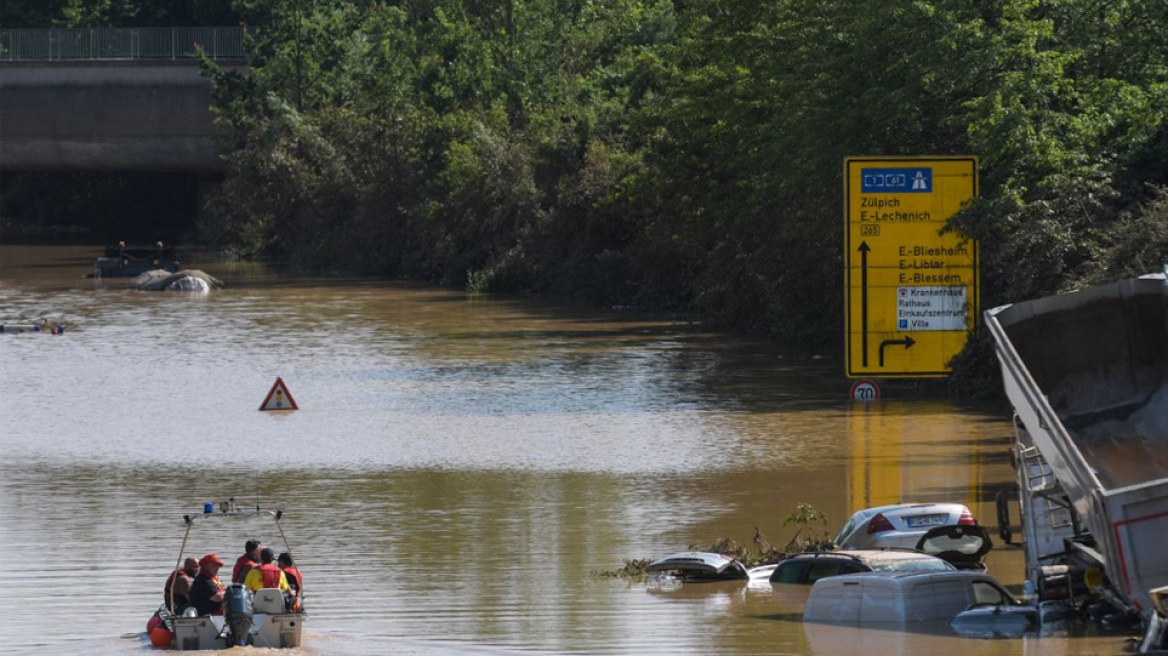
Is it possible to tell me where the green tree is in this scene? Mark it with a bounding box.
[198,0,1168,377]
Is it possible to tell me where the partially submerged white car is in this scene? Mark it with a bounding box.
[834,502,980,550]
[645,551,776,583]
[133,269,221,293]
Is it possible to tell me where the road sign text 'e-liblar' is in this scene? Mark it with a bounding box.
[844,156,978,378]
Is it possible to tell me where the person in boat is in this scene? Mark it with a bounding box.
[278,552,303,611]
[189,553,227,616]
[163,556,200,612]
[232,539,262,584]
[243,548,292,599]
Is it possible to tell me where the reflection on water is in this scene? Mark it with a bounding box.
[0,246,1128,655]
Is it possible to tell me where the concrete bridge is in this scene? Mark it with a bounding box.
[0,27,245,172]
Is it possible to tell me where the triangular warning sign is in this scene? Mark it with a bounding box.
[259,377,299,411]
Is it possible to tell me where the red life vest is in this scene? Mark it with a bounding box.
[233,555,258,584]
[258,563,284,589]
[283,567,303,594]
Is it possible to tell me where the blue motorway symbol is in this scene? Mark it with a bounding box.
[861,167,932,193]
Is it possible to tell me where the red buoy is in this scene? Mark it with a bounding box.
[146,614,162,634]
[149,626,172,648]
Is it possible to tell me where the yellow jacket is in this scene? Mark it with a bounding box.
[243,564,290,593]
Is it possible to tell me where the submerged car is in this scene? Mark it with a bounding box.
[133,269,221,292]
[834,502,979,550]
[645,551,775,583]
[769,549,955,584]
[94,243,180,278]
[803,570,1029,626]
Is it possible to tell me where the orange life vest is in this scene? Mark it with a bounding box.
[257,563,284,589]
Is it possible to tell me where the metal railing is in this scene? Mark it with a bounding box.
[0,26,246,61]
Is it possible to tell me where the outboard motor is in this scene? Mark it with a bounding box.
[224,583,254,646]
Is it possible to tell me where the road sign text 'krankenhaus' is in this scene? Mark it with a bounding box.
[844,156,978,378]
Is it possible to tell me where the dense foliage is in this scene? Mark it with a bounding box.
[7,1,1168,391]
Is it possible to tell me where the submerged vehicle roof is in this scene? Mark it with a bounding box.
[646,551,753,581]
[794,549,953,568]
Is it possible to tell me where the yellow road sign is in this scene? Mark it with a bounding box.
[845,156,978,378]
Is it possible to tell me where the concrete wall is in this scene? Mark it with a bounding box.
[0,61,242,172]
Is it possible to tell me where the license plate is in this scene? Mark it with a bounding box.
[906,514,946,528]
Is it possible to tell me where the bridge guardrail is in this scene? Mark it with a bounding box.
[0,26,245,61]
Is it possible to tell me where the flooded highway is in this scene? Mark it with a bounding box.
[0,245,1131,655]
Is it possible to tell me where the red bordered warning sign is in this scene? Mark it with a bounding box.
[259,377,299,411]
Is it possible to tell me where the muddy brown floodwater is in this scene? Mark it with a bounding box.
[0,245,1131,655]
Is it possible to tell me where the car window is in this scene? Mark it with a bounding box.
[972,580,1013,605]
[806,562,843,583]
[773,561,809,583]
[912,579,969,620]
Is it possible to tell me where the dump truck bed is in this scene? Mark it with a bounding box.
[985,274,1168,613]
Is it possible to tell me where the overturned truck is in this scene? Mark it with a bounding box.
[985,273,1168,649]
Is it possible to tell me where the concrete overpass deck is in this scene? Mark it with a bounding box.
[0,27,245,172]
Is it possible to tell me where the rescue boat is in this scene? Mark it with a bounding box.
[147,501,307,650]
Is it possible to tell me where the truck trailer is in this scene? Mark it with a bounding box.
[985,273,1168,648]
